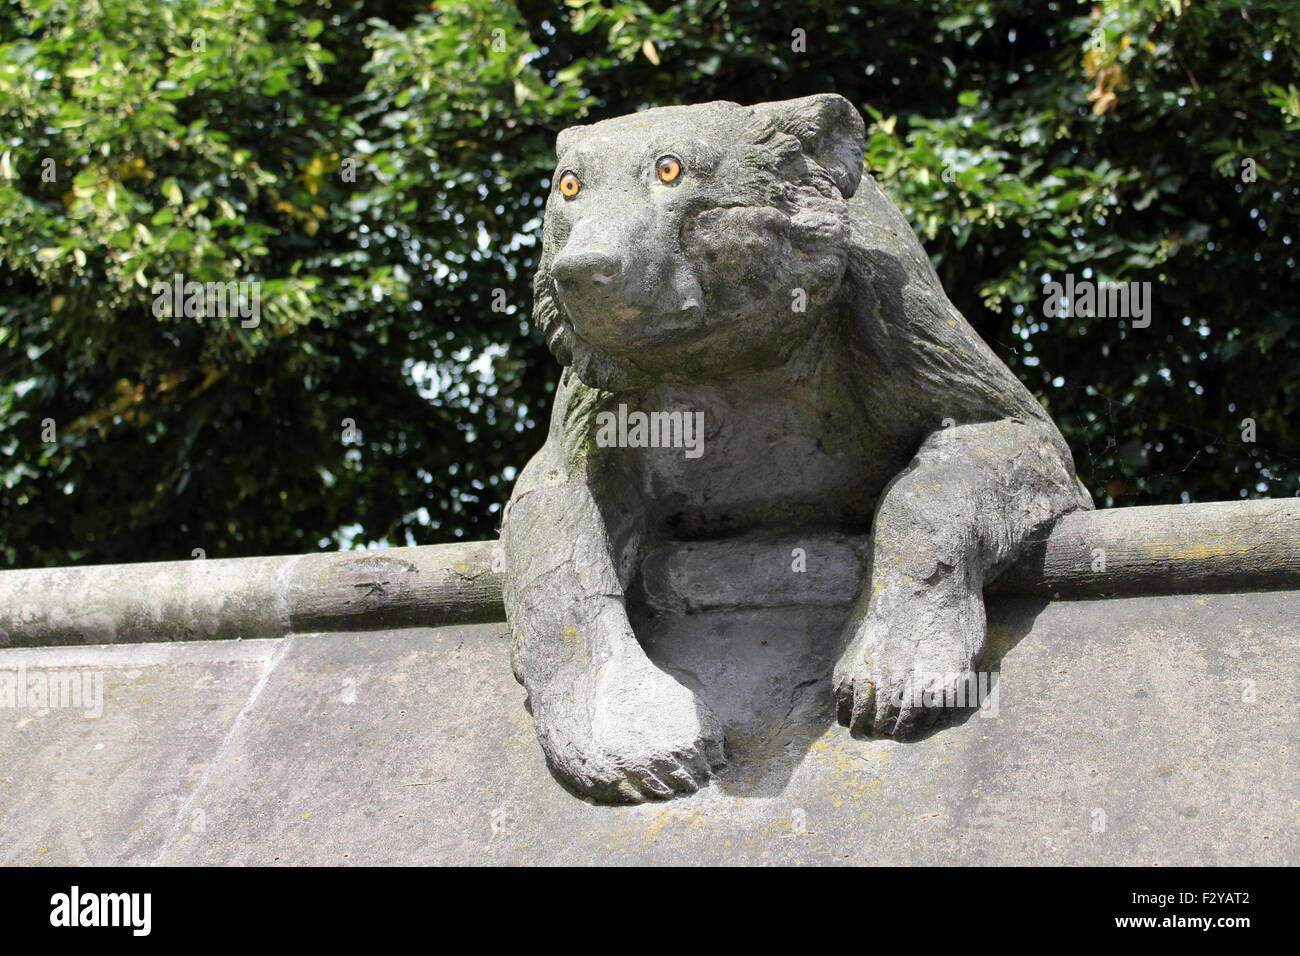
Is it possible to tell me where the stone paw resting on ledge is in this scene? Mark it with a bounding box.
[500,93,1093,803]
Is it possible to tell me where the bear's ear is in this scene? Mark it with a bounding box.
[555,123,589,158]
[750,93,865,198]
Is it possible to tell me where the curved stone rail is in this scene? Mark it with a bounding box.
[0,542,503,647]
[0,499,1296,647]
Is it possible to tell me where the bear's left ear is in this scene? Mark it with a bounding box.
[750,93,865,198]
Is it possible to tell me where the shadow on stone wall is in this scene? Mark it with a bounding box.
[626,595,1049,799]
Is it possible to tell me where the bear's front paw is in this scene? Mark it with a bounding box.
[832,584,988,738]
[537,654,725,803]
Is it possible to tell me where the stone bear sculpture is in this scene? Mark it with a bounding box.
[501,94,1092,802]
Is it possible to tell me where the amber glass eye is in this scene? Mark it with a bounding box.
[558,170,581,198]
[656,155,682,183]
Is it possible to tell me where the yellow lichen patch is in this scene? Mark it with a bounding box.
[985,622,1017,659]
[1141,541,1248,561]
[616,781,640,801]
[639,805,715,844]
[641,808,675,842]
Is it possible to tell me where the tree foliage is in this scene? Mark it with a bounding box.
[1,0,1296,567]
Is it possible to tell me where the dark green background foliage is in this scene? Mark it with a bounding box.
[1,0,1296,567]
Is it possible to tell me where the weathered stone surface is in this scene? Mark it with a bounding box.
[0,641,280,865]
[2,591,1294,865]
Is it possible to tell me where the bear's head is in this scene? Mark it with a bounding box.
[534,94,865,390]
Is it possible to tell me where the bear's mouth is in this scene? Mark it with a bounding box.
[559,293,712,351]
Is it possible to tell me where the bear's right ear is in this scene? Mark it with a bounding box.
[556,123,589,157]
[750,93,865,198]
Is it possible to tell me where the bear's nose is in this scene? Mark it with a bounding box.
[552,248,623,291]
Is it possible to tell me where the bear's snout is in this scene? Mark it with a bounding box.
[552,245,624,293]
